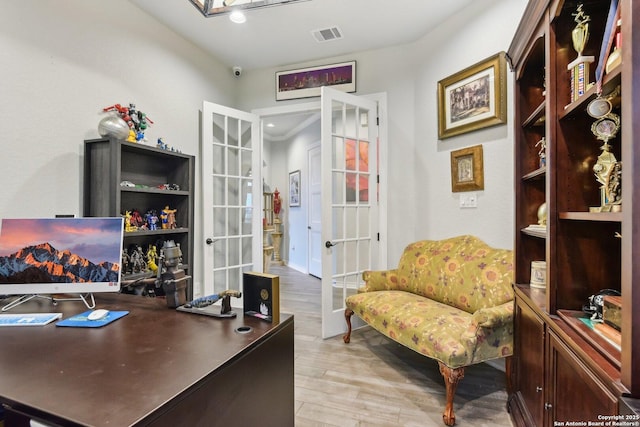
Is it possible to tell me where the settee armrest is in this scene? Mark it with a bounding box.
[471,301,514,329]
[361,269,400,292]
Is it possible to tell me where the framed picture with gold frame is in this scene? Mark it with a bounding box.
[450,145,484,192]
[437,52,507,139]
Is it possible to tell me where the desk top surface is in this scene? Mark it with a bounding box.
[0,293,293,426]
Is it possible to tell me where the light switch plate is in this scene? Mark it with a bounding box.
[459,192,478,208]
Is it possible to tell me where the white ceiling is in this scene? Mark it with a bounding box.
[131,0,475,71]
[130,0,475,138]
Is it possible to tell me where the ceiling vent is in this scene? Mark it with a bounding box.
[311,26,343,43]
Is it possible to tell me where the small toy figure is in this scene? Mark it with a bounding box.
[129,245,146,273]
[146,245,158,273]
[122,249,130,274]
[124,211,136,232]
[102,102,153,142]
[127,129,137,143]
[146,210,159,230]
[535,137,546,168]
[161,206,177,229]
[130,209,146,229]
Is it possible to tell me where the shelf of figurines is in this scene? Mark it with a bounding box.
[125,227,189,237]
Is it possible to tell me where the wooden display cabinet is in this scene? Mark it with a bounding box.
[83,138,195,299]
[508,0,640,425]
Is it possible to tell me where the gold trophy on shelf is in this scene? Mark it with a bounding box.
[590,111,621,212]
[568,4,594,102]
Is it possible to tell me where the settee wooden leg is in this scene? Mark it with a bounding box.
[438,362,465,426]
[343,308,354,343]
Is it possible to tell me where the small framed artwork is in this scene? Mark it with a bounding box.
[437,52,507,139]
[450,145,484,192]
[275,61,356,101]
[289,170,301,207]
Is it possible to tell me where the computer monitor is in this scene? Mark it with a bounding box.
[0,217,124,310]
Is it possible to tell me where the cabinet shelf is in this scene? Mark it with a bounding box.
[560,67,622,120]
[523,100,546,127]
[124,227,190,237]
[521,226,547,239]
[121,187,190,196]
[522,166,546,181]
[84,137,195,300]
[558,211,622,222]
[557,309,621,370]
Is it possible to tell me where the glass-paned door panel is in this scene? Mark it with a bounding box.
[321,87,378,338]
[202,102,261,301]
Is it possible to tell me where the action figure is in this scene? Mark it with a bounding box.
[124,211,136,232]
[146,210,159,230]
[146,245,158,273]
[102,102,153,142]
[161,206,177,229]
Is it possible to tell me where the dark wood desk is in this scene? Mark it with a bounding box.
[0,293,294,427]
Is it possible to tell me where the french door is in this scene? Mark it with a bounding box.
[200,101,261,305]
[320,87,379,338]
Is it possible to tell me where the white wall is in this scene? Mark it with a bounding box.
[0,0,236,294]
[1,0,527,284]
[412,0,526,251]
[239,0,527,267]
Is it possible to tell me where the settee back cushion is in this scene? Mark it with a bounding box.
[395,235,513,314]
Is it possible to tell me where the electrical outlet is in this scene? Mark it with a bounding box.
[459,192,478,208]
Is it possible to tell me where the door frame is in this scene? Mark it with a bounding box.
[252,92,388,272]
[307,141,321,277]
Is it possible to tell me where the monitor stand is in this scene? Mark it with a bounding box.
[1,293,96,311]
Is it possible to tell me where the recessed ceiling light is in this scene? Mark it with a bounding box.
[266,123,275,128]
[229,11,246,24]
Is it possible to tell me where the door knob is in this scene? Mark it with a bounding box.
[206,238,214,245]
[325,241,335,248]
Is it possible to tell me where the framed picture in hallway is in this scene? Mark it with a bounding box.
[289,170,301,207]
[437,52,507,139]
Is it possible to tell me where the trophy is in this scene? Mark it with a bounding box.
[568,4,594,102]
[590,112,621,212]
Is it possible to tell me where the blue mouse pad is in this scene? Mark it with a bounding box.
[56,310,129,328]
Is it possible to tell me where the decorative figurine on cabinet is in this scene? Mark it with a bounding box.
[124,211,136,232]
[161,205,177,229]
[129,245,147,273]
[535,137,546,168]
[146,210,159,230]
[130,209,146,229]
[102,102,153,142]
[146,245,158,273]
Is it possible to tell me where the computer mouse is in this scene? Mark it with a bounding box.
[87,309,110,321]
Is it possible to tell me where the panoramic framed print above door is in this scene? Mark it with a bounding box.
[276,61,356,101]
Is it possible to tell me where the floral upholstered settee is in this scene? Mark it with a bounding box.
[343,235,514,426]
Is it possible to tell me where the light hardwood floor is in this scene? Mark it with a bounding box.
[271,265,514,427]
